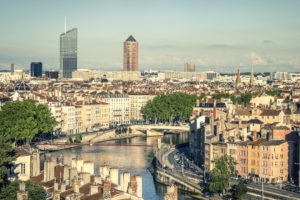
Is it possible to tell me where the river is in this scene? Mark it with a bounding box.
[48,132,196,200]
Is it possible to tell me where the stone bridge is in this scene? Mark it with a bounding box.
[130,124,189,132]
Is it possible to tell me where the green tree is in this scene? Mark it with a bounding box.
[209,155,237,194]
[265,90,280,97]
[0,136,15,190]
[141,93,197,123]
[0,100,57,144]
[232,181,248,200]
[0,180,46,200]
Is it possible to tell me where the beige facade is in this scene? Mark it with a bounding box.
[101,94,130,125]
[260,140,288,183]
[129,94,154,121]
[72,70,141,81]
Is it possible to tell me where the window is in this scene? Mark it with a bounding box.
[21,163,26,174]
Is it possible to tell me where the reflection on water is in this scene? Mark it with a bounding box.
[49,132,195,200]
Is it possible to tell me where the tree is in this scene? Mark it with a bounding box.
[0,180,46,200]
[232,181,248,200]
[265,90,280,97]
[0,100,57,144]
[209,155,237,194]
[141,93,197,123]
[0,136,15,190]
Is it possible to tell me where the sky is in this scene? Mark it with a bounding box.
[0,0,299,72]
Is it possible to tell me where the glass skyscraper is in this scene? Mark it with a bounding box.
[30,62,42,77]
[60,28,77,78]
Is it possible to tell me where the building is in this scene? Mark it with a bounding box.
[45,70,59,79]
[123,35,139,71]
[72,69,141,81]
[272,72,291,80]
[100,93,130,125]
[184,62,196,72]
[205,71,219,80]
[129,94,154,122]
[189,116,206,166]
[260,140,288,183]
[30,62,42,77]
[60,28,78,78]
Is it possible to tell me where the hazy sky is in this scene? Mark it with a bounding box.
[0,0,299,72]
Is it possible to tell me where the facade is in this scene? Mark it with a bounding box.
[60,28,78,78]
[260,140,288,183]
[30,62,42,77]
[72,69,141,81]
[45,70,59,79]
[184,62,196,72]
[123,35,139,71]
[129,94,154,121]
[61,105,76,134]
[236,141,250,178]
[189,116,206,166]
[100,93,130,125]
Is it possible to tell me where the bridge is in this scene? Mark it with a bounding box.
[130,124,189,132]
[154,167,202,194]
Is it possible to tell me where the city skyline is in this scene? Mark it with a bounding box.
[0,0,299,72]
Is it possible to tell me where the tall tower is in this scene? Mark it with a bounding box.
[60,28,78,78]
[30,62,43,77]
[123,35,139,71]
[235,68,241,93]
[249,63,254,86]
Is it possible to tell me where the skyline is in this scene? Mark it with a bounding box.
[0,0,300,72]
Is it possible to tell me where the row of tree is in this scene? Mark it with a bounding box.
[141,93,197,123]
[0,100,56,198]
[212,92,252,105]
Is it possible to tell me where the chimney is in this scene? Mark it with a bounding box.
[17,182,28,200]
[252,131,257,141]
[80,173,91,185]
[94,175,102,185]
[31,149,40,177]
[43,154,55,182]
[123,172,130,193]
[72,178,80,193]
[61,182,66,192]
[136,175,143,198]
[109,168,119,186]
[102,181,112,200]
[90,183,98,195]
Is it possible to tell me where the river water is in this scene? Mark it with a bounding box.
[49,133,196,200]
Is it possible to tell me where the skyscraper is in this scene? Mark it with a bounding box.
[184,62,196,72]
[123,35,138,71]
[60,28,77,78]
[30,62,42,77]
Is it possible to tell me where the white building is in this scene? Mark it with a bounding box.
[100,93,131,125]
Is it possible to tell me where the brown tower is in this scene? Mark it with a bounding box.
[235,68,242,93]
[123,35,139,71]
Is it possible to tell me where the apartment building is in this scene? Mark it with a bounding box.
[260,140,288,183]
[129,94,154,121]
[61,105,76,134]
[247,138,267,178]
[100,93,130,125]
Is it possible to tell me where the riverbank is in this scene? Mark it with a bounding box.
[36,131,146,152]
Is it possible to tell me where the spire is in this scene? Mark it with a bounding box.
[125,35,136,42]
[235,68,241,93]
[250,63,254,86]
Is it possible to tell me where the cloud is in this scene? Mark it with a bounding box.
[250,52,267,65]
